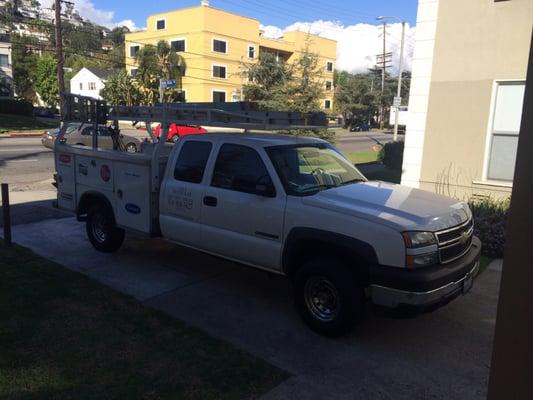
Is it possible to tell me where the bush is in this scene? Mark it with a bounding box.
[378,140,404,170]
[468,197,510,258]
[0,98,34,116]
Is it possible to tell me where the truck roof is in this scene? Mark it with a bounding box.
[184,132,327,148]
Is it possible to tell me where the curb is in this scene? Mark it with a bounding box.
[0,132,44,138]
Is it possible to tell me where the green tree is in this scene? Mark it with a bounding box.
[34,54,58,107]
[101,70,139,106]
[134,40,186,105]
[10,34,38,102]
[289,45,324,113]
[334,72,378,128]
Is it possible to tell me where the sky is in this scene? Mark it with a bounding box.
[40,0,419,73]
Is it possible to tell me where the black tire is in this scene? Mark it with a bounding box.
[86,204,125,252]
[125,142,137,153]
[293,258,364,337]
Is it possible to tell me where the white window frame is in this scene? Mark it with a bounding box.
[247,44,256,59]
[325,80,333,91]
[212,89,226,102]
[326,60,334,73]
[88,82,96,91]
[212,37,228,54]
[129,44,140,58]
[324,99,331,109]
[169,37,187,52]
[480,79,525,186]
[130,68,138,77]
[155,18,166,31]
[79,82,83,90]
[212,63,228,79]
[0,53,9,67]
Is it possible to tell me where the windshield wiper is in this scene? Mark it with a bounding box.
[341,178,365,185]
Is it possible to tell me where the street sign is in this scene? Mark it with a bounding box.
[159,79,177,89]
[393,96,402,107]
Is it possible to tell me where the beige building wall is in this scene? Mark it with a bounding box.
[403,0,533,200]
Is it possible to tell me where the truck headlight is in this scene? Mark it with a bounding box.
[402,231,436,248]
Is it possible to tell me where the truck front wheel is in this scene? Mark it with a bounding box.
[86,205,125,252]
[294,258,365,337]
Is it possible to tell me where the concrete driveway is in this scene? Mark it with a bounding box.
[4,217,499,400]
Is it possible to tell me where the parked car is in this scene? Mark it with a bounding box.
[34,106,59,119]
[153,123,208,142]
[349,121,370,132]
[42,124,143,153]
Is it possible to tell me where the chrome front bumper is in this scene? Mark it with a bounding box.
[370,260,480,309]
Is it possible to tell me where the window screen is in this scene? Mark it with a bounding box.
[213,39,227,53]
[130,45,140,57]
[212,91,226,102]
[156,19,165,30]
[248,46,255,58]
[212,144,271,195]
[326,61,333,72]
[487,82,525,181]
[213,65,226,78]
[171,40,185,52]
[174,141,212,183]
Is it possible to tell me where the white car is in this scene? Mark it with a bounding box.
[55,132,481,337]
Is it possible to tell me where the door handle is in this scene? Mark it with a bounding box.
[203,196,218,207]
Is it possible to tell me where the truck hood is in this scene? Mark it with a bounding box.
[301,181,471,232]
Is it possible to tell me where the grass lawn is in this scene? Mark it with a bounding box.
[345,149,379,164]
[0,242,287,400]
[0,113,58,134]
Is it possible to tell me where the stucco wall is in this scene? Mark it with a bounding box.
[417,0,533,199]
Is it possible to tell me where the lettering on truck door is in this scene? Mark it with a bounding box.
[159,140,213,247]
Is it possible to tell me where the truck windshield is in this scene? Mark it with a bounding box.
[267,144,367,196]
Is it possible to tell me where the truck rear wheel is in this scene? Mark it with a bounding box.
[86,205,125,252]
[294,258,364,337]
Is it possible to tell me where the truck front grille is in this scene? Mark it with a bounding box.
[436,219,474,263]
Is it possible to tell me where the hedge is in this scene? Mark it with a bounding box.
[378,140,404,170]
[0,98,34,116]
[468,197,510,259]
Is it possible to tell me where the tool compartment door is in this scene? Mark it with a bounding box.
[113,161,152,233]
[55,151,76,211]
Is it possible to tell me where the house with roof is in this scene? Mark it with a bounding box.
[0,34,13,98]
[70,67,114,100]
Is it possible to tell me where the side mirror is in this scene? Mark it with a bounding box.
[255,175,276,197]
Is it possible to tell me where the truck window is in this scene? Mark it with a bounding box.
[174,141,212,183]
[211,144,272,195]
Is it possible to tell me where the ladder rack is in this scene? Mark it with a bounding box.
[63,95,328,130]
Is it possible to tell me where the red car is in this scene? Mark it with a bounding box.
[153,124,208,142]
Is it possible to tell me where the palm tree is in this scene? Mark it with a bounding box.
[134,40,186,104]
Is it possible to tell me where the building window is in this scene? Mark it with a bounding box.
[213,39,227,53]
[326,61,333,72]
[324,99,331,109]
[486,81,525,181]
[248,45,255,59]
[325,80,332,91]
[170,39,185,52]
[0,54,8,67]
[79,82,83,90]
[212,90,226,102]
[130,68,138,77]
[156,19,165,30]
[212,65,226,79]
[88,82,96,91]
[130,45,140,57]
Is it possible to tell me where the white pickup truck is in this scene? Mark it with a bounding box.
[54,99,481,337]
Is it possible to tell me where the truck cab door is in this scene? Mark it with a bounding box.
[159,139,213,247]
[201,143,286,271]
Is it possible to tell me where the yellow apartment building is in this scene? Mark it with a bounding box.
[124,1,336,109]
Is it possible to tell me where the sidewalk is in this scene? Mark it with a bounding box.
[0,131,45,138]
[1,216,501,400]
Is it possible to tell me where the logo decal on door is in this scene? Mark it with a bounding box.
[125,203,141,214]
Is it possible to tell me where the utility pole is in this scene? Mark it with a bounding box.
[380,22,386,130]
[393,21,406,142]
[54,0,65,116]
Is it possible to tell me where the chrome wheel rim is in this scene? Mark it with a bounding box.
[304,277,340,322]
[91,214,107,243]
[126,144,136,152]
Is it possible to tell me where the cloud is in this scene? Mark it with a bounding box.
[262,20,416,73]
[40,0,138,30]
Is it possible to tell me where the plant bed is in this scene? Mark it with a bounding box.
[0,242,287,400]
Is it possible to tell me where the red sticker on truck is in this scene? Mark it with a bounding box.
[100,165,111,182]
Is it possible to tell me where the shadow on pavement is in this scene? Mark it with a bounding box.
[0,198,70,227]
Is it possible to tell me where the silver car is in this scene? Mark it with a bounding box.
[42,124,144,153]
